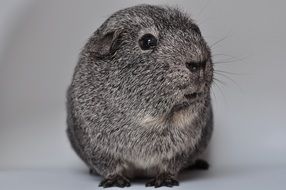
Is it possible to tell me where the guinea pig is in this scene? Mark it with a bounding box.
[66,4,213,188]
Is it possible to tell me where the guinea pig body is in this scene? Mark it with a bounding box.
[67,4,213,188]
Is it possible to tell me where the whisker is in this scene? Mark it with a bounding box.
[212,54,249,66]
[214,70,245,76]
[212,80,228,105]
[213,77,227,86]
[214,72,243,92]
[197,0,211,16]
[213,59,243,64]
[210,85,217,103]
[212,53,238,58]
[209,35,228,49]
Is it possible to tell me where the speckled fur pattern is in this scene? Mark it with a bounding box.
[66,4,214,187]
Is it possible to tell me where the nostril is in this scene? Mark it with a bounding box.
[184,93,197,99]
[184,92,203,100]
[186,62,200,72]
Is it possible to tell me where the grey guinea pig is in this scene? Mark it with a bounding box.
[66,4,214,188]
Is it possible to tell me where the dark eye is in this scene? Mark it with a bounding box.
[139,33,157,50]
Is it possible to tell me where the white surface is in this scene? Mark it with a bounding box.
[1,167,286,190]
[0,0,286,189]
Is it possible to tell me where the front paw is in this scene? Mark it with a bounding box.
[89,168,97,175]
[99,174,130,188]
[189,159,209,170]
[145,173,179,188]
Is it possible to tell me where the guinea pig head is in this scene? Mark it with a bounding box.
[84,5,213,117]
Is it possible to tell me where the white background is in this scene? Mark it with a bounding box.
[0,0,286,189]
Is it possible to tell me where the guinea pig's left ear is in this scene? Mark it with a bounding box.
[88,29,123,59]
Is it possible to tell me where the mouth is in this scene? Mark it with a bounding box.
[170,92,203,112]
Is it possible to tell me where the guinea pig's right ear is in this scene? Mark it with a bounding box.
[88,29,123,59]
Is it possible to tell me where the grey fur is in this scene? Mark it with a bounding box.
[66,4,214,188]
